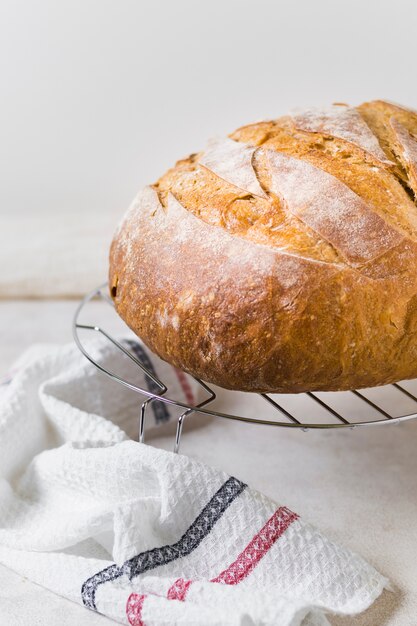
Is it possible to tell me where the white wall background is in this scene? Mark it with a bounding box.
[1,0,416,217]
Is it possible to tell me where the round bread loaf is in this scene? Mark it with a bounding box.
[109,100,417,393]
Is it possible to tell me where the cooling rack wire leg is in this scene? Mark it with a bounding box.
[173,380,217,453]
[139,398,157,443]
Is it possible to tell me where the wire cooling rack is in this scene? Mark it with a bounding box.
[73,284,417,452]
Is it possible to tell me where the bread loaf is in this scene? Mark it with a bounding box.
[109,100,417,393]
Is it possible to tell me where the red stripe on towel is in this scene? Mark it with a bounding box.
[212,506,298,584]
[167,577,193,601]
[173,368,195,406]
[126,593,147,626]
[166,506,298,600]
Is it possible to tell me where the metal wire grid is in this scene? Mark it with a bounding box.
[73,284,417,452]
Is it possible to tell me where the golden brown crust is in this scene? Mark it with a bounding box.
[389,117,417,199]
[109,100,417,393]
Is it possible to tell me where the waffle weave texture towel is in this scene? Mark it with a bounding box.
[0,339,387,625]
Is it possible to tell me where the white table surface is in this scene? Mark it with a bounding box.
[0,299,416,626]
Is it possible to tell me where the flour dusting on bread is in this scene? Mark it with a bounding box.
[291,105,392,165]
[262,148,403,265]
[199,137,267,199]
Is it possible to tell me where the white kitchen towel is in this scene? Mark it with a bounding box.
[0,339,388,625]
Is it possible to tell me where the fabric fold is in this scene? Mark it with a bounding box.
[0,339,388,625]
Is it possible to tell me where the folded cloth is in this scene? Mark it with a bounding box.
[0,339,388,626]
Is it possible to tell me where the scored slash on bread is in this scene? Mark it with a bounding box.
[201,136,403,265]
[289,104,393,166]
[262,148,403,266]
[199,137,268,199]
[109,100,417,393]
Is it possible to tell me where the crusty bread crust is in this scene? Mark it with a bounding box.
[109,101,417,393]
